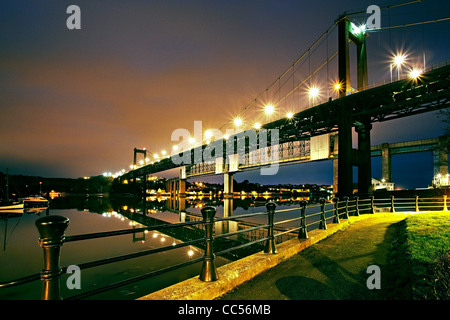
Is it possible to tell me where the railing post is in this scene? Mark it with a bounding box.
[199,206,218,282]
[265,202,277,254]
[333,198,340,224]
[354,196,360,216]
[390,195,395,213]
[35,215,69,300]
[298,200,308,239]
[342,196,349,219]
[444,195,448,212]
[370,195,375,214]
[319,198,327,230]
[415,195,419,212]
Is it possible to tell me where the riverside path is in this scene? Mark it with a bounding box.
[219,214,412,300]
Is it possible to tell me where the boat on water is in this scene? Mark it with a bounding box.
[1,170,49,213]
[0,201,24,211]
[0,200,24,217]
[1,169,24,213]
[21,196,49,208]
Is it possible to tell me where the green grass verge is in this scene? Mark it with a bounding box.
[405,211,450,300]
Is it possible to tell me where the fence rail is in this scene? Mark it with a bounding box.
[0,194,447,299]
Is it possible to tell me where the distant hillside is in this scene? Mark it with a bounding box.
[0,172,113,199]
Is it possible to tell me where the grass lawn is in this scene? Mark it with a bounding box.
[404,211,450,300]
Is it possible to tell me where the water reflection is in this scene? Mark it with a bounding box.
[50,193,330,248]
[0,193,331,300]
[45,194,333,256]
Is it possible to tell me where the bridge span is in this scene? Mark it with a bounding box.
[120,13,450,198]
[124,133,449,198]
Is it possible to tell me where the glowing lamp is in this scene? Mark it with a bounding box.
[264,104,274,115]
[309,87,319,98]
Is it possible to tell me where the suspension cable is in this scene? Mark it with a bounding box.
[376,17,450,30]
[219,23,337,131]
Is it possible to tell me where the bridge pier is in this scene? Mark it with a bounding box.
[143,174,148,197]
[165,178,176,197]
[165,179,171,195]
[178,169,186,198]
[337,104,353,197]
[434,135,449,177]
[335,113,373,197]
[356,121,372,196]
[381,143,392,182]
[224,172,234,198]
[223,197,233,218]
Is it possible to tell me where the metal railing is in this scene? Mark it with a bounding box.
[0,194,447,299]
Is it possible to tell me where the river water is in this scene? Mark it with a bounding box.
[0,195,325,300]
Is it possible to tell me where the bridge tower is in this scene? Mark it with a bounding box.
[133,148,148,195]
[335,15,370,197]
[133,148,147,168]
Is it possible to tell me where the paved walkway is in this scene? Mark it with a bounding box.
[219,214,409,300]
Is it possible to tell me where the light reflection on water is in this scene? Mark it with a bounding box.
[0,195,325,300]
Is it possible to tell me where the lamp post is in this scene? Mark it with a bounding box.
[264,104,274,120]
[391,54,406,81]
[308,87,319,107]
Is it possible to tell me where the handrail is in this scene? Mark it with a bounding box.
[65,219,204,242]
[0,194,447,299]
[72,238,204,271]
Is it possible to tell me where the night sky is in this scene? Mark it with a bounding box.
[1,0,449,189]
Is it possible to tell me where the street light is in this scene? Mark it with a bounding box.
[264,104,274,116]
[233,117,243,127]
[408,68,422,80]
[390,54,406,81]
[286,112,294,119]
[308,87,319,107]
[205,130,212,139]
[332,81,342,93]
[254,122,261,130]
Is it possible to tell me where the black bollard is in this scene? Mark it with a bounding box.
[264,202,277,254]
[354,196,360,216]
[333,198,340,224]
[35,215,69,300]
[298,200,308,239]
[342,196,349,219]
[199,206,218,282]
[370,195,375,214]
[319,198,327,230]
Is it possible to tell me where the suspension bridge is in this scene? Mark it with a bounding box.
[3,1,450,301]
[119,1,450,198]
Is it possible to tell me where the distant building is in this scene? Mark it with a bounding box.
[432,173,449,187]
[372,178,394,191]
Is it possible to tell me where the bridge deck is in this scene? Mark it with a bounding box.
[124,63,450,180]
